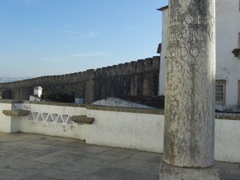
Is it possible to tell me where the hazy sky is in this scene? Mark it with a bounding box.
[0,0,168,77]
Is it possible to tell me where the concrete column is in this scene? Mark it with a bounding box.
[160,0,219,179]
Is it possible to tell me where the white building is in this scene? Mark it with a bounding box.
[34,86,43,98]
[29,86,43,102]
[158,0,240,112]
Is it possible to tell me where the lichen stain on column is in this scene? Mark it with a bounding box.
[164,0,216,167]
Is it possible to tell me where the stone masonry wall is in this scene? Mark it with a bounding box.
[0,56,160,103]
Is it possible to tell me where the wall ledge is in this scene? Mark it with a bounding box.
[2,109,30,117]
[71,115,94,124]
[87,105,164,115]
[1,100,240,120]
[0,99,86,107]
[215,113,240,120]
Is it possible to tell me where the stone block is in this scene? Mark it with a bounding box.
[2,109,30,117]
[71,115,94,124]
[159,161,220,180]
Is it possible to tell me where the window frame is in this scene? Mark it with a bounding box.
[215,80,226,105]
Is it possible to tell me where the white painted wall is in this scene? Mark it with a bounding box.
[215,0,240,111]
[0,102,12,133]
[0,102,21,133]
[159,0,240,111]
[215,119,240,163]
[159,8,168,96]
[86,109,164,153]
[34,86,42,97]
[15,102,88,140]
[0,101,240,163]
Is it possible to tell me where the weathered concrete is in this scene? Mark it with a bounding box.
[0,133,238,179]
[161,0,218,179]
[0,132,161,180]
[160,161,220,180]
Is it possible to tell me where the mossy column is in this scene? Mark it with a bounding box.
[160,0,219,179]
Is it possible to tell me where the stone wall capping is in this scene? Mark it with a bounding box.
[71,115,94,124]
[0,99,87,107]
[2,109,30,117]
[0,100,240,120]
[215,113,240,120]
[86,105,164,115]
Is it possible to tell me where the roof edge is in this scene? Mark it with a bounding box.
[157,5,168,11]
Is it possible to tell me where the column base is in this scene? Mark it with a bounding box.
[159,161,220,180]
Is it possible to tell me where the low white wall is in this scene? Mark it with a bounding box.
[0,102,12,133]
[86,108,240,163]
[0,101,240,163]
[215,119,240,163]
[14,102,88,140]
[87,109,164,153]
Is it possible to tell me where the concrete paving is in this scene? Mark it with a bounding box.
[0,132,239,180]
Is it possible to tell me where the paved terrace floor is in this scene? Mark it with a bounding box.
[0,133,239,180]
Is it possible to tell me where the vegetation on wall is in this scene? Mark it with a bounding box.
[41,91,75,103]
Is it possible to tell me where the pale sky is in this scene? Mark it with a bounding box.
[0,0,168,77]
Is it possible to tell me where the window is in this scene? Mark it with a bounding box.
[216,80,226,105]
